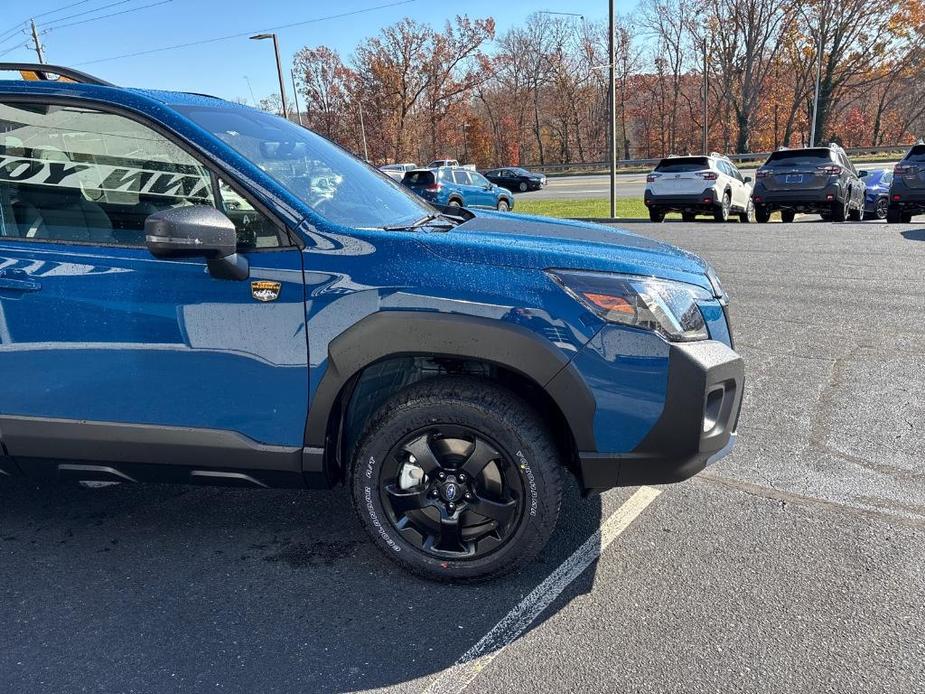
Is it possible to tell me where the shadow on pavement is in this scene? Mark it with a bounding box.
[0,474,603,693]
[900,228,925,241]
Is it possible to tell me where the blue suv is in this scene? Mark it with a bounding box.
[0,64,743,581]
[401,166,514,212]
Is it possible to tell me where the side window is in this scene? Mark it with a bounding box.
[453,170,471,185]
[218,179,283,249]
[0,101,281,249]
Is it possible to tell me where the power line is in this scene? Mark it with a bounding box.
[0,0,95,40]
[77,0,420,66]
[34,0,96,20]
[43,0,154,30]
[0,22,27,43]
[46,0,174,32]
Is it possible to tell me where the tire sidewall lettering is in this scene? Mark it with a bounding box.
[362,454,401,552]
[516,450,538,517]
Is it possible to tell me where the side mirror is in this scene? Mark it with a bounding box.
[744,176,753,184]
[145,205,249,281]
[858,170,868,178]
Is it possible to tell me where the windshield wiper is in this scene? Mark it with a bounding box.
[383,213,457,231]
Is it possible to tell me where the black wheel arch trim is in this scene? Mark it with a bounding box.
[304,311,598,474]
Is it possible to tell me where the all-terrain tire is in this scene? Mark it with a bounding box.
[350,377,563,582]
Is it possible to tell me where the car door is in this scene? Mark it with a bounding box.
[452,169,479,207]
[0,98,308,478]
[726,162,748,208]
[469,172,498,208]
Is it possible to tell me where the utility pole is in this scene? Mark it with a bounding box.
[30,19,46,64]
[290,70,304,126]
[608,0,617,219]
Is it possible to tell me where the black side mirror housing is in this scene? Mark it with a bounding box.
[744,176,753,184]
[145,205,248,281]
[858,170,868,178]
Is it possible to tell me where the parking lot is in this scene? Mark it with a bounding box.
[2,218,924,693]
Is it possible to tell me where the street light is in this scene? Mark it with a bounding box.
[250,33,289,120]
[809,26,823,147]
[540,8,615,218]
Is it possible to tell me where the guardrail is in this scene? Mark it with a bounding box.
[526,144,913,175]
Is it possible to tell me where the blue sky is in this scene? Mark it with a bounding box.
[0,0,624,103]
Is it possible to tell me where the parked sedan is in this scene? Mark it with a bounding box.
[859,168,893,220]
[401,167,514,211]
[483,167,547,193]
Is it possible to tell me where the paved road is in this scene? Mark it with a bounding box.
[529,172,648,200]
[2,220,924,693]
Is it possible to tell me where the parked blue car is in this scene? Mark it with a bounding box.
[0,63,742,581]
[401,167,514,212]
[859,168,893,220]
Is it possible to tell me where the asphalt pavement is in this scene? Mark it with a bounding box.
[2,218,924,693]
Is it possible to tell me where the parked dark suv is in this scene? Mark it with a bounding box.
[887,143,925,223]
[752,144,865,223]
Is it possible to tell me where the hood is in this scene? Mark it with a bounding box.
[419,211,715,292]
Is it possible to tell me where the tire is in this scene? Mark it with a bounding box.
[518,181,528,192]
[350,376,562,582]
[648,208,665,223]
[781,209,796,224]
[497,199,510,212]
[870,198,889,221]
[682,212,696,223]
[448,198,462,208]
[902,212,913,223]
[819,211,832,222]
[755,206,771,223]
[832,197,848,222]
[887,206,902,224]
[739,199,756,224]
[713,192,731,222]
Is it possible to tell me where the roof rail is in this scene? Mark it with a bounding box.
[0,63,112,87]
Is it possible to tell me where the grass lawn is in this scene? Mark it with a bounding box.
[515,197,656,220]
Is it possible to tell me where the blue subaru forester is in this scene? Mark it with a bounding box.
[0,64,743,581]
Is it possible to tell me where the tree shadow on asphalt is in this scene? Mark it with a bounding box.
[0,474,603,693]
[900,228,925,241]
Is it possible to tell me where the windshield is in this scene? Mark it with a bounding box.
[175,105,432,229]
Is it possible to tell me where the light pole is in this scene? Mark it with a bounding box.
[608,0,616,218]
[250,33,289,120]
[809,26,822,147]
[290,69,304,126]
[701,17,709,154]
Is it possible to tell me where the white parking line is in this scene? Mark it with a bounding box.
[420,485,662,694]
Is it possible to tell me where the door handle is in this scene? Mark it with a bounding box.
[0,270,41,292]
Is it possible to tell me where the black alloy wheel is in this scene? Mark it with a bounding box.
[379,426,524,559]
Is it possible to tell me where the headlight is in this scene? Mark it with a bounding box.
[549,270,712,342]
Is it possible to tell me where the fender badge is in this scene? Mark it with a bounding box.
[251,280,281,302]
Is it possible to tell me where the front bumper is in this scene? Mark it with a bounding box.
[578,340,744,491]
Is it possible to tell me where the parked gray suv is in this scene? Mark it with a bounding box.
[752,144,865,223]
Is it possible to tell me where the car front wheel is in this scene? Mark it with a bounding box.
[350,377,562,582]
[497,199,510,212]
